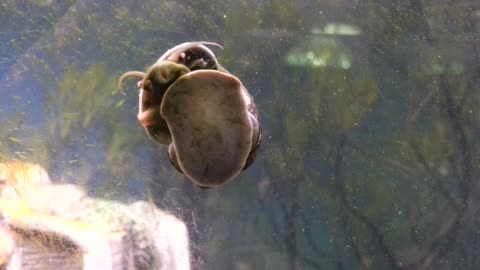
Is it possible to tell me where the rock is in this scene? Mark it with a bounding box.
[0,162,191,270]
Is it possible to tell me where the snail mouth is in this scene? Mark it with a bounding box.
[138,86,164,127]
[137,108,160,127]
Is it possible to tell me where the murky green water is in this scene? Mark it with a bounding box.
[1,1,479,269]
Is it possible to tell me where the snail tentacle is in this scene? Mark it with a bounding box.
[118,71,147,90]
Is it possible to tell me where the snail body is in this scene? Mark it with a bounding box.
[119,42,260,187]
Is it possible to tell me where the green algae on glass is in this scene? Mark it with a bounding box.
[318,23,361,36]
[47,63,119,139]
[285,35,353,69]
[285,23,360,69]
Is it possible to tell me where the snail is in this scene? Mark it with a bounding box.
[119,42,261,188]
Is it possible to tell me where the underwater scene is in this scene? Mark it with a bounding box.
[0,0,479,269]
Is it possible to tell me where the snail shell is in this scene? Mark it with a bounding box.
[118,42,260,187]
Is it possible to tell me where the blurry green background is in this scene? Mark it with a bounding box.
[1,0,479,269]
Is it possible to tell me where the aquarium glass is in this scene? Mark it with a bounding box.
[1,0,479,269]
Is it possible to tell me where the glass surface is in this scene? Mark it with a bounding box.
[1,0,479,269]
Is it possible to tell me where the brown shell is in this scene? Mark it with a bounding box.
[156,41,223,69]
